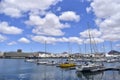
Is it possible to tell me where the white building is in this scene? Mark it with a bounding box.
[0,52,4,57]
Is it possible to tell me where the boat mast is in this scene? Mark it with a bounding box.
[78,44,81,54]
[87,23,93,54]
[84,42,87,54]
[44,40,47,80]
[68,42,70,54]
[110,41,113,50]
[68,42,73,54]
[103,43,106,53]
[91,34,98,53]
[45,41,46,53]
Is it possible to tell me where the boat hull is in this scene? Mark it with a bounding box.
[59,63,76,68]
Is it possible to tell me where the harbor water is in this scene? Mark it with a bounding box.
[0,59,120,80]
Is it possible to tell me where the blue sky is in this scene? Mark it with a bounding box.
[0,0,120,53]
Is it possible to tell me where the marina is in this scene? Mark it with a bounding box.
[0,0,120,80]
[1,59,120,80]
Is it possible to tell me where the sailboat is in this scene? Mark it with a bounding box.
[58,43,76,68]
[76,24,104,72]
[58,60,76,68]
[76,61,104,72]
[37,41,49,65]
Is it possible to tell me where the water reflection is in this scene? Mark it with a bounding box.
[76,71,104,80]
[76,71,120,80]
[1,59,120,80]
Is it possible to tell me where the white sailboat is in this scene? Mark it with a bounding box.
[58,43,76,68]
[37,41,49,65]
[76,62,104,72]
[76,24,104,72]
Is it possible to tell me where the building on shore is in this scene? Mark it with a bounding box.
[3,49,39,58]
[0,52,4,58]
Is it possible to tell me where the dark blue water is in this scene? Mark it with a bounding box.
[0,59,120,80]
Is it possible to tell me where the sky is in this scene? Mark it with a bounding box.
[0,0,120,53]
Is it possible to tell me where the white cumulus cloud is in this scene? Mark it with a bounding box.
[57,7,61,11]
[0,0,62,18]
[89,0,120,41]
[59,11,80,22]
[25,13,70,36]
[31,36,57,44]
[18,37,30,43]
[57,37,69,42]
[116,44,120,47]
[80,29,102,38]
[7,41,17,45]
[0,34,7,42]
[31,35,83,44]
[80,29,104,44]
[102,34,120,41]
[68,37,83,44]
[84,38,104,44]
[0,21,23,34]
[86,7,92,13]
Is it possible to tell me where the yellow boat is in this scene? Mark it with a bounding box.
[59,62,76,68]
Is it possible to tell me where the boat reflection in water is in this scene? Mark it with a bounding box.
[76,71,104,80]
[76,70,120,80]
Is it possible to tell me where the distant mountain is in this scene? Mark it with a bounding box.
[36,51,51,54]
[108,50,120,55]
